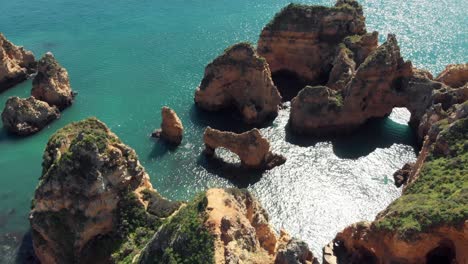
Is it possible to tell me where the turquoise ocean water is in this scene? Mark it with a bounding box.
[0,0,467,261]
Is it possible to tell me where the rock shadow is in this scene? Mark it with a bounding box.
[189,104,274,133]
[148,138,179,159]
[286,116,418,159]
[13,230,38,264]
[197,154,263,188]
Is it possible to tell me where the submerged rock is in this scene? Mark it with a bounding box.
[203,127,286,170]
[435,63,468,88]
[29,118,181,263]
[151,106,183,145]
[1,96,59,136]
[139,188,316,264]
[258,0,366,86]
[0,33,36,92]
[195,43,282,124]
[31,52,75,110]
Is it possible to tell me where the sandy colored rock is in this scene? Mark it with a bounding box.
[31,52,75,110]
[152,106,183,145]
[435,63,468,88]
[30,118,180,263]
[1,96,59,136]
[290,34,436,135]
[140,188,316,264]
[0,33,36,91]
[203,127,286,170]
[195,43,282,124]
[258,1,366,85]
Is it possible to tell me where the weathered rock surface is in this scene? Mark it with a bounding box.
[139,188,316,264]
[290,34,436,135]
[203,127,286,170]
[0,33,36,91]
[152,106,184,145]
[195,43,282,124]
[258,1,366,85]
[1,96,59,136]
[31,52,75,110]
[392,162,414,188]
[435,63,468,88]
[323,101,468,264]
[30,118,180,263]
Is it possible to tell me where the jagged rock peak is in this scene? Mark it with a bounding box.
[0,33,36,91]
[31,52,75,110]
[1,96,59,136]
[195,42,282,124]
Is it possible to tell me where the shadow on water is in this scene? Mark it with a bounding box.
[148,138,179,159]
[286,116,419,160]
[272,70,310,102]
[14,231,38,264]
[0,128,25,143]
[189,104,274,133]
[197,154,263,188]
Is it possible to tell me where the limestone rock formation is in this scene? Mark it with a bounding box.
[392,162,414,188]
[1,96,59,136]
[326,46,356,91]
[195,43,282,124]
[31,52,75,110]
[435,63,468,88]
[139,188,316,264]
[29,118,181,263]
[203,127,286,170]
[152,106,184,145]
[258,0,366,85]
[323,102,468,264]
[0,33,36,91]
[290,34,436,135]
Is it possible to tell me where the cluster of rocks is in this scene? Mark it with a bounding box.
[1,34,75,136]
[30,117,312,264]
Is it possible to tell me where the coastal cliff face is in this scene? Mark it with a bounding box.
[289,34,436,135]
[435,64,468,88]
[257,1,366,85]
[30,118,181,263]
[152,106,184,145]
[195,43,282,124]
[323,102,468,264]
[1,96,60,136]
[139,188,316,264]
[203,127,286,170]
[0,33,36,91]
[31,52,75,110]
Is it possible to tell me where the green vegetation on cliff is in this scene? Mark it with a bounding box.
[138,192,215,264]
[375,117,468,239]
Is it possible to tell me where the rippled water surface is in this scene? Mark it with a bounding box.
[0,0,466,261]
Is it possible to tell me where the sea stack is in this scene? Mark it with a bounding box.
[1,96,60,136]
[30,118,181,263]
[195,43,282,124]
[31,52,75,110]
[0,33,36,92]
[203,127,286,170]
[152,106,184,145]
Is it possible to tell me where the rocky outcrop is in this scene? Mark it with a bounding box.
[290,34,436,135]
[392,162,414,188]
[29,118,181,263]
[195,43,282,124]
[1,96,59,136]
[258,1,366,85]
[31,52,75,110]
[435,63,468,88]
[151,106,184,145]
[139,188,316,264]
[203,127,286,170]
[323,102,468,264]
[0,33,36,91]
